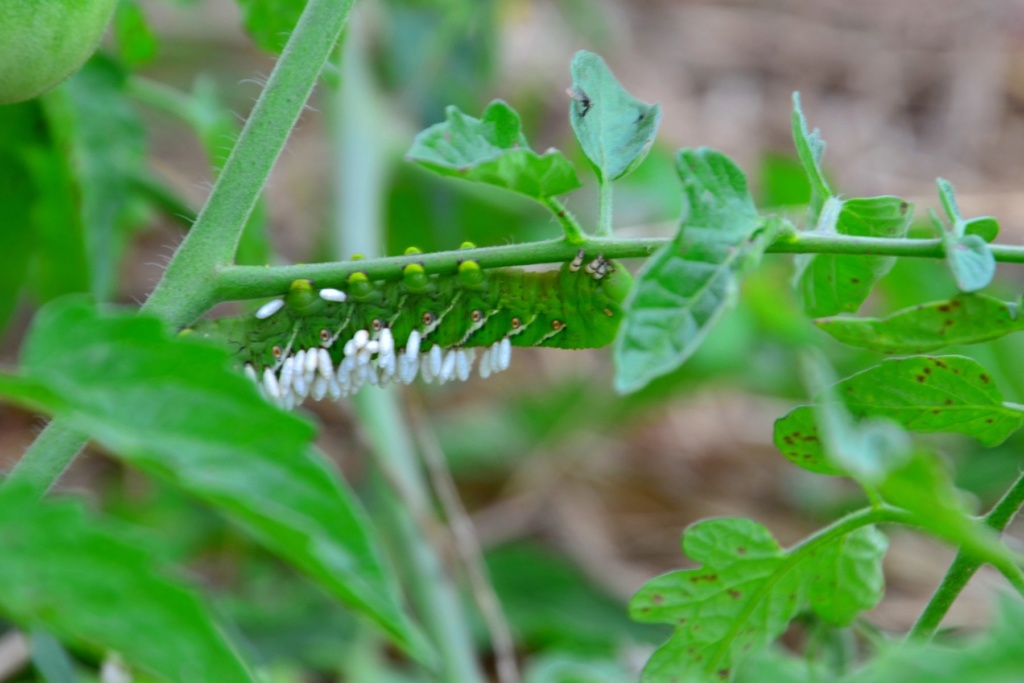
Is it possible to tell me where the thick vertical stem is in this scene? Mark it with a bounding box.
[7,0,356,496]
[144,0,356,327]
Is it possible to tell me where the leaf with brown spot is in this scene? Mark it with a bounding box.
[630,518,885,682]
[816,294,1024,354]
[774,356,1024,476]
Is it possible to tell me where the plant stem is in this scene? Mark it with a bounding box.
[539,197,587,244]
[214,233,1024,302]
[5,421,88,494]
[144,0,355,328]
[9,0,355,496]
[908,469,1024,643]
[597,179,613,237]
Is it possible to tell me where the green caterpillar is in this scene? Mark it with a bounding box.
[189,250,632,407]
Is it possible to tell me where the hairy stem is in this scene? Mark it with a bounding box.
[214,233,1024,302]
[4,421,87,494]
[9,0,354,496]
[908,469,1024,642]
[144,0,355,327]
[539,197,587,244]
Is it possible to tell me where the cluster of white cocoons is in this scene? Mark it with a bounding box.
[248,327,513,409]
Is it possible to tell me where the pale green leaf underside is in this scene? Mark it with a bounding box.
[613,148,765,394]
[13,300,431,664]
[774,355,1024,475]
[631,518,885,682]
[945,233,996,293]
[816,294,1023,354]
[569,50,661,181]
[407,100,581,200]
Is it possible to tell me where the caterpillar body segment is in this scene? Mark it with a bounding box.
[190,255,632,406]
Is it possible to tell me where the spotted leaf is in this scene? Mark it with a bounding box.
[816,294,1024,354]
[631,518,886,683]
[774,356,1024,475]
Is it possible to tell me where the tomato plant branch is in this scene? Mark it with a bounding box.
[4,419,86,494]
[144,0,355,328]
[214,232,1024,302]
[9,0,355,498]
[908,469,1024,643]
[539,197,587,244]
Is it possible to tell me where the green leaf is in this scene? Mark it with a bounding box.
[774,356,1024,475]
[13,300,432,665]
[963,216,999,242]
[790,92,830,215]
[0,485,254,682]
[407,100,582,201]
[815,294,1024,354]
[944,232,995,293]
[234,0,305,52]
[0,102,43,335]
[795,195,913,317]
[113,0,159,66]
[613,148,767,394]
[568,50,661,182]
[487,543,656,653]
[23,141,91,304]
[630,518,886,682]
[798,353,912,480]
[39,56,147,301]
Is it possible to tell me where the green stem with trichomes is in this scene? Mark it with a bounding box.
[539,197,586,244]
[213,232,1024,302]
[908,469,1024,643]
[144,0,355,326]
[8,0,356,496]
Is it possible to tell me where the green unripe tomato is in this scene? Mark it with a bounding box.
[0,0,118,105]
